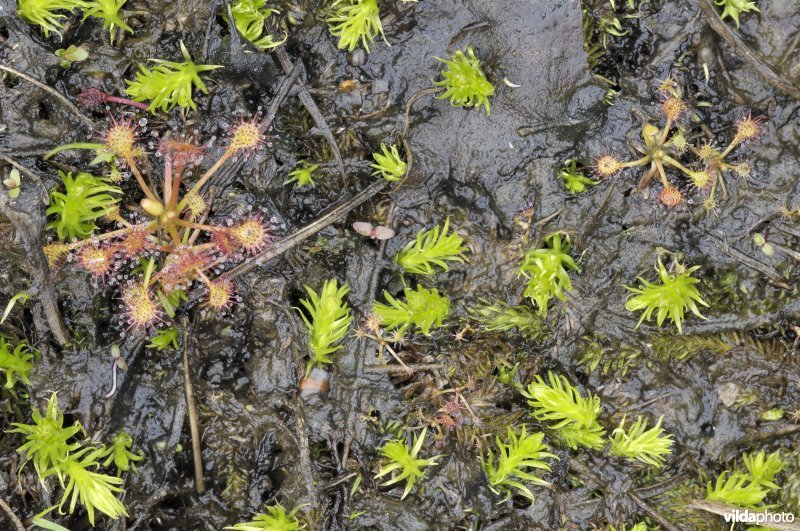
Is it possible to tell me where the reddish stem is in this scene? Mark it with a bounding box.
[77,87,150,111]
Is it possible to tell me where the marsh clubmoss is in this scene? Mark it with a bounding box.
[225,502,304,530]
[327,0,385,53]
[226,0,287,51]
[82,0,132,41]
[624,258,708,334]
[559,159,598,194]
[372,285,450,335]
[0,336,36,389]
[482,426,556,502]
[99,430,143,474]
[374,428,439,499]
[16,0,87,37]
[521,371,606,450]
[394,218,467,276]
[371,143,407,182]
[297,279,353,370]
[434,47,495,115]
[609,415,673,468]
[125,41,222,112]
[46,171,121,241]
[517,233,579,317]
[715,0,759,27]
[704,450,784,511]
[468,299,551,341]
[285,161,318,188]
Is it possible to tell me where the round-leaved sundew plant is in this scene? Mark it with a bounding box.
[434,46,495,115]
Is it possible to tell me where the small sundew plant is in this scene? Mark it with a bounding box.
[715,0,759,27]
[482,426,557,502]
[327,0,385,53]
[434,47,495,116]
[372,285,450,336]
[624,257,708,334]
[394,218,467,276]
[82,0,132,41]
[297,279,353,370]
[225,502,304,530]
[517,232,579,317]
[285,160,318,188]
[591,81,761,209]
[46,171,121,241]
[609,415,673,468]
[227,0,287,50]
[0,336,36,388]
[559,159,598,194]
[125,42,222,113]
[99,431,143,474]
[521,371,606,450]
[374,428,439,499]
[16,0,87,37]
[371,143,407,182]
[10,393,83,480]
[43,112,274,326]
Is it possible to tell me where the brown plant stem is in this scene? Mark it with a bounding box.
[181,319,205,493]
[0,499,25,531]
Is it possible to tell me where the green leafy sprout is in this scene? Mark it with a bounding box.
[146,326,180,351]
[609,415,673,468]
[285,160,318,188]
[225,501,304,530]
[82,0,132,41]
[743,450,784,490]
[0,336,36,389]
[227,0,287,51]
[624,258,708,334]
[517,232,579,317]
[372,285,450,335]
[705,450,785,509]
[521,371,606,450]
[46,171,121,241]
[327,0,385,53]
[374,428,439,499]
[434,46,495,116]
[482,425,557,502]
[16,0,87,37]
[371,143,407,182]
[560,159,598,194]
[10,392,83,480]
[125,41,222,113]
[468,299,551,341]
[715,0,759,27]
[297,279,353,369]
[98,431,143,474]
[394,218,467,276]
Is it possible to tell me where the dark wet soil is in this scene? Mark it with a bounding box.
[1,0,799,529]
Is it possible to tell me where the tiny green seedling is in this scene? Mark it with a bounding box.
[285,161,318,188]
[371,143,407,182]
[374,428,438,499]
[55,45,89,68]
[225,502,304,530]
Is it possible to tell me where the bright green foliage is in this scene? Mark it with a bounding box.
[715,0,759,27]
[227,0,286,50]
[625,258,708,334]
[298,279,353,367]
[10,393,83,480]
[16,0,87,37]
[286,161,318,188]
[146,326,179,350]
[225,502,304,530]
[521,371,606,450]
[434,47,495,116]
[125,42,222,113]
[98,431,143,473]
[372,285,450,335]
[559,160,597,194]
[371,143,407,182]
[0,337,35,388]
[48,445,128,525]
[46,171,121,240]
[327,0,385,53]
[517,233,579,316]
[705,471,770,508]
[375,428,438,499]
[394,218,467,276]
[82,0,132,41]
[610,524,649,531]
[469,299,550,341]
[610,415,673,468]
[482,426,556,502]
[743,450,784,489]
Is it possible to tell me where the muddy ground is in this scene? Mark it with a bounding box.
[1,0,799,529]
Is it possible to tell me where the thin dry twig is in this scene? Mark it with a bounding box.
[181,318,206,493]
[690,500,800,531]
[0,499,25,531]
[0,64,95,127]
